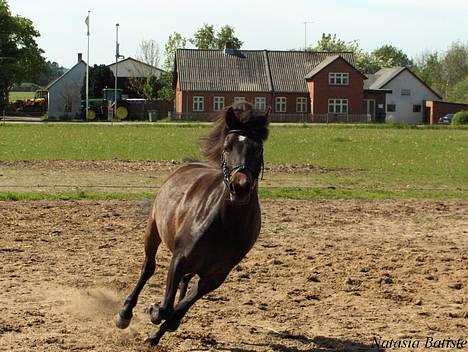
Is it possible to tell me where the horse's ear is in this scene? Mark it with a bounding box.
[225,106,238,129]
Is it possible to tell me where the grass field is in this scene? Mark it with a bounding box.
[8,91,35,102]
[0,124,467,199]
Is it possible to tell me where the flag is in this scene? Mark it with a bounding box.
[85,13,90,36]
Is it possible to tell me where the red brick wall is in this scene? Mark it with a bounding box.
[175,88,310,114]
[307,58,364,114]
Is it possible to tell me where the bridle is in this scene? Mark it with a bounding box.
[221,129,264,194]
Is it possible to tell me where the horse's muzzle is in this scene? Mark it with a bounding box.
[228,169,255,205]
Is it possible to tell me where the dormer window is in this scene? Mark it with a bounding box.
[329,72,349,85]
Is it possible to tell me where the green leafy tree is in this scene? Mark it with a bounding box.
[190,23,243,50]
[443,41,468,96]
[309,33,380,74]
[215,25,243,49]
[446,76,468,103]
[190,23,216,49]
[0,0,45,109]
[163,32,187,72]
[81,64,114,99]
[156,71,175,102]
[35,60,67,87]
[372,45,413,68]
[143,75,161,100]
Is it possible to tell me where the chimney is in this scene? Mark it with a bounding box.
[78,53,83,62]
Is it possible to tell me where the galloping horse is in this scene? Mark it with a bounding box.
[115,102,269,345]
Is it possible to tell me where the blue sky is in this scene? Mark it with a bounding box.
[8,0,468,68]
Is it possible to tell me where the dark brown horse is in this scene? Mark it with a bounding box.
[115,102,269,345]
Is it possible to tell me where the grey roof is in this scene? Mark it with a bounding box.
[107,57,164,72]
[46,60,87,89]
[364,66,443,98]
[176,49,356,93]
[364,67,406,89]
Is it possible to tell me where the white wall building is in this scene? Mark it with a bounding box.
[108,57,163,79]
[366,67,442,124]
[47,54,86,120]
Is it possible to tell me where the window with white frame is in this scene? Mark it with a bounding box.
[193,96,204,112]
[255,97,266,111]
[296,97,307,113]
[234,96,246,103]
[213,96,224,111]
[328,99,348,113]
[329,72,349,85]
[275,97,287,112]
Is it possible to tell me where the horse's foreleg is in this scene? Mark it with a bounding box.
[149,254,185,325]
[115,216,160,329]
[145,273,227,346]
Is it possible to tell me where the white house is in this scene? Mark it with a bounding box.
[365,67,442,124]
[108,57,163,79]
[47,54,86,119]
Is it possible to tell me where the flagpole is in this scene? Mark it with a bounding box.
[85,11,90,121]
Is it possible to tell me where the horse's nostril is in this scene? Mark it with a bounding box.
[231,173,251,194]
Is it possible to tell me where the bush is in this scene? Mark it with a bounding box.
[452,110,468,125]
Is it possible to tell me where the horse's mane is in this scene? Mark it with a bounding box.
[201,102,269,164]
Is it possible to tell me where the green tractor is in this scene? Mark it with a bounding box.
[82,88,129,121]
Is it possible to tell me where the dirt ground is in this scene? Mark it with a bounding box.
[1,197,466,352]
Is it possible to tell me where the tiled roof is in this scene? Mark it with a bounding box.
[176,49,355,93]
[364,67,406,89]
[268,51,354,92]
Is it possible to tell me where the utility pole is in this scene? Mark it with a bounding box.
[114,23,124,121]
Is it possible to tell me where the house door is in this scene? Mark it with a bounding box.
[363,99,376,121]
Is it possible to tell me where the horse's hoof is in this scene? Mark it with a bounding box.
[149,304,163,325]
[166,319,181,332]
[114,314,131,329]
[144,336,160,346]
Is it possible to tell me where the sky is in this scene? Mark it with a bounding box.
[7,0,468,69]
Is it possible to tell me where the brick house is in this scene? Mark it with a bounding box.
[174,49,388,121]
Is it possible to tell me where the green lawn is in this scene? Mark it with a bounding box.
[9,91,35,102]
[0,124,467,199]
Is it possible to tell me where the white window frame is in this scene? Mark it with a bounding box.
[275,97,287,113]
[296,97,307,113]
[255,97,266,111]
[328,99,348,114]
[329,72,349,86]
[213,96,224,111]
[234,96,246,103]
[193,96,204,112]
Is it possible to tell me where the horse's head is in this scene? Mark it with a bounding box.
[221,102,269,205]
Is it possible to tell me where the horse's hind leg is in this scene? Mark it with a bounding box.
[115,215,161,329]
[148,254,185,325]
[145,273,227,345]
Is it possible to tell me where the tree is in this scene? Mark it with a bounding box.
[309,33,380,73]
[447,76,468,103]
[163,32,187,72]
[128,39,163,97]
[81,64,114,99]
[0,0,45,109]
[215,25,243,49]
[372,45,413,68]
[137,39,161,69]
[190,23,216,49]
[35,60,67,87]
[190,23,243,50]
[413,41,468,99]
